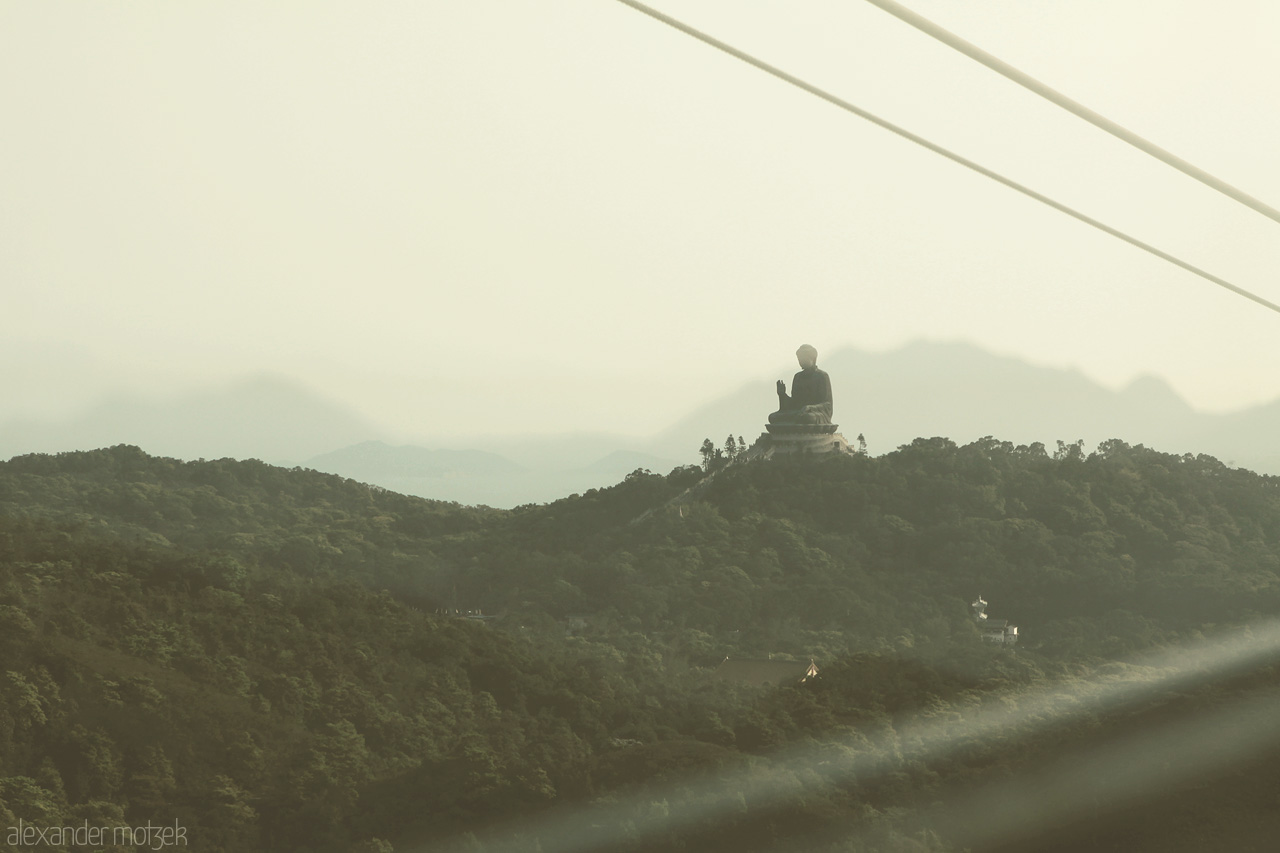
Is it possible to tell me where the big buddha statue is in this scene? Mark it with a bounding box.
[769,344,833,426]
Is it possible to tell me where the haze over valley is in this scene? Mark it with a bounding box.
[7,341,1280,507]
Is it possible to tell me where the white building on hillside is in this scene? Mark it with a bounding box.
[971,595,1019,645]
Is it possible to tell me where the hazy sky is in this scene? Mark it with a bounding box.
[5,1,1280,443]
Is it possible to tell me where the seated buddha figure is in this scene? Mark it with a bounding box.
[769,344,833,425]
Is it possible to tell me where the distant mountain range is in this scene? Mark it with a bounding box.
[644,342,1222,462]
[300,441,682,507]
[5,342,1279,507]
[306,440,524,480]
[0,374,383,464]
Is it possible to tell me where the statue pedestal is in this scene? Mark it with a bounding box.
[765,423,838,436]
[753,424,855,458]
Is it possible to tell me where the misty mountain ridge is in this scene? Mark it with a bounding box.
[574,449,682,475]
[0,373,385,465]
[301,441,681,507]
[646,342,1214,462]
[6,341,1280,507]
[305,440,523,480]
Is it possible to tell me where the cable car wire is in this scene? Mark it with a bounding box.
[863,0,1280,228]
[613,0,1280,316]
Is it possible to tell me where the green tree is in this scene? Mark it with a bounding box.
[699,438,716,470]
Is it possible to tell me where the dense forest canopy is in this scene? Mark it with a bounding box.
[2,439,1280,851]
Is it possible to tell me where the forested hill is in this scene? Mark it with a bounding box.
[3,441,1280,852]
[0,446,497,604]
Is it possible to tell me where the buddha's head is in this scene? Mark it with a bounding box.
[796,344,818,370]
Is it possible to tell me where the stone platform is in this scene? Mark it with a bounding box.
[750,423,855,458]
[765,422,839,436]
